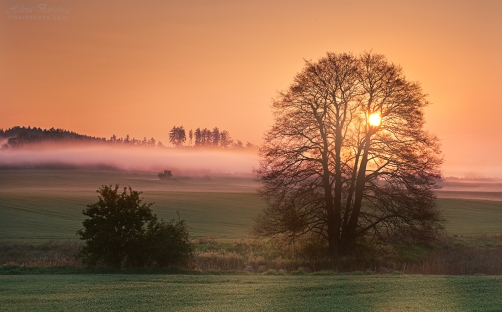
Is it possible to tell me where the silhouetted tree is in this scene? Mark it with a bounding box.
[200,128,207,145]
[194,128,202,146]
[212,127,220,147]
[234,140,244,148]
[169,126,186,147]
[245,141,257,149]
[206,128,212,144]
[200,128,211,146]
[254,52,443,258]
[148,137,156,147]
[188,129,193,146]
[220,130,232,148]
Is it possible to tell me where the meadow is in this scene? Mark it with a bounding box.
[1,274,502,311]
[1,170,502,242]
[0,170,264,241]
[1,169,502,311]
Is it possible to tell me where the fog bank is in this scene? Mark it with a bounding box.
[0,145,259,174]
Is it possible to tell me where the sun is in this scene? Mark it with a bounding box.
[369,113,381,127]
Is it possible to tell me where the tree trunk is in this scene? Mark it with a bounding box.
[331,126,343,258]
[341,133,371,255]
[322,158,338,258]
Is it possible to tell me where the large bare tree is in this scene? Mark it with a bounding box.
[254,52,443,258]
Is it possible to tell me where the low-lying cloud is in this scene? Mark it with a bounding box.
[0,145,260,174]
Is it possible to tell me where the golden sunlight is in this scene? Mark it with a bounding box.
[369,113,382,127]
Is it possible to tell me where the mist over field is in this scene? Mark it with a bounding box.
[0,145,259,174]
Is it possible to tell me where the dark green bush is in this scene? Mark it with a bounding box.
[76,185,193,268]
[145,218,193,267]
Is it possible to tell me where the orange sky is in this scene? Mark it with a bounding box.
[1,0,501,177]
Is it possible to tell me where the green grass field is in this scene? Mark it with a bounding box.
[1,274,501,311]
[0,170,265,241]
[1,170,501,241]
[0,190,263,241]
[439,198,502,235]
[1,170,502,311]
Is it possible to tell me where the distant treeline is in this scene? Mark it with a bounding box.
[0,126,107,148]
[0,126,257,150]
[168,126,255,149]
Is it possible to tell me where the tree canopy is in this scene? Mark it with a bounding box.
[254,52,443,258]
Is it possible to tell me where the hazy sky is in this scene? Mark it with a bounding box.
[1,0,501,177]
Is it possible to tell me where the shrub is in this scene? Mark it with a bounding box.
[277,269,287,275]
[158,170,173,180]
[145,218,193,268]
[76,185,193,268]
[291,268,305,275]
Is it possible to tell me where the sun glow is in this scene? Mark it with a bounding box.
[369,113,382,127]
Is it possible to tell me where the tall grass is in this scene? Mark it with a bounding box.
[405,235,502,275]
[3,235,502,275]
[0,241,83,268]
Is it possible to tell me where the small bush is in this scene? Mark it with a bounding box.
[351,270,364,275]
[264,269,278,275]
[145,218,193,268]
[291,268,305,275]
[365,269,373,275]
[158,170,173,180]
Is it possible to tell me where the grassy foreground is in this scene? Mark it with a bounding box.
[1,274,501,311]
